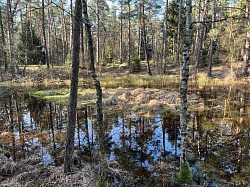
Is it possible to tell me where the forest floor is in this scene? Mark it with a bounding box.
[0,61,249,186]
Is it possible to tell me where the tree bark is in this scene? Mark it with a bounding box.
[120,0,123,64]
[180,0,192,166]
[64,0,82,174]
[162,0,168,74]
[208,0,217,77]
[195,0,208,75]
[42,0,50,69]
[6,0,17,73]
[142,0,152,75]
[242,0,249,77]
[138,2,142,59]
[176,0,183,76]
[96,0,100,68]
[60,1,68,62]
[82,0,107,182]
[0,5,7,72]
[127,0,131,67]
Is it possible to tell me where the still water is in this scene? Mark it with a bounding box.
[0,86,249,185]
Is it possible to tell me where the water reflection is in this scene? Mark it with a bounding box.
[0,87,249,185]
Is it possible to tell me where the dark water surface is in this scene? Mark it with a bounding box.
[0,86,249,185]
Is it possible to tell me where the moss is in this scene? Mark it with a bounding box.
[178,162,193,184]
[98,178,107,187]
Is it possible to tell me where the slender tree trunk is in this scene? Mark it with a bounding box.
[162,0,168,74]
[138,2,142,59]
[195,0,208,75]
[96,0,100,68]
[47,0,53,67]
[82,0,107,182]
[120,0,123,64]
[142,0,152,75]
[29,1,33,48]
[60,2,65,64]
[0,5,7,72]
[69,0,73,53]
[80,21,86,75]
[42,0,49,69]
[208,0,216,77]
[6,0,17,73]
[64,0,82,174]
[61,0,69,59]
[127,0,131,68]
[242,0,249,76]
[180,0,192,166]
[176,0,183,77]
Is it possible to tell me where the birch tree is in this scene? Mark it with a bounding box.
[180,0,192,167]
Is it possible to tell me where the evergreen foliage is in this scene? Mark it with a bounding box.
[178,162,193,184]
[18,21,45,65]
[131,57,141,73]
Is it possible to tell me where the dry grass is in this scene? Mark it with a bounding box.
[0,154,17,177]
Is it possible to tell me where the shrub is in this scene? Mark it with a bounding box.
[178,162,193,184]
[131,58,141,73]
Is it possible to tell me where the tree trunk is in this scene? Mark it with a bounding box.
[142,0,152,75]
[64,0,82,174]
[42,0,50,69]
[242,0,249,77]
[96,0,100,68]
[127,0,131,68]
[176,0,183,76]
[47,0,53,67]
[180,0,192,166]
[82,0,107,183]
[120,0,123,64]
[6,0,17,73]
[0,5,7,73]
[195,0,208,75]
[80,21,86,75]
[208,0,216,77]
[162,0,168,74]
[138,2,142,59]
[69,0,73,53]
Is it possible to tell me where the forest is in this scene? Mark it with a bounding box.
[0,0,249,186]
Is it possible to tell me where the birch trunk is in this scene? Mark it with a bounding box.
[180,0,192,166]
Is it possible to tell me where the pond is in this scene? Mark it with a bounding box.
[0,85,249,186]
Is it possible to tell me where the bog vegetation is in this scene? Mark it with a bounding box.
[0,0,249,186]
